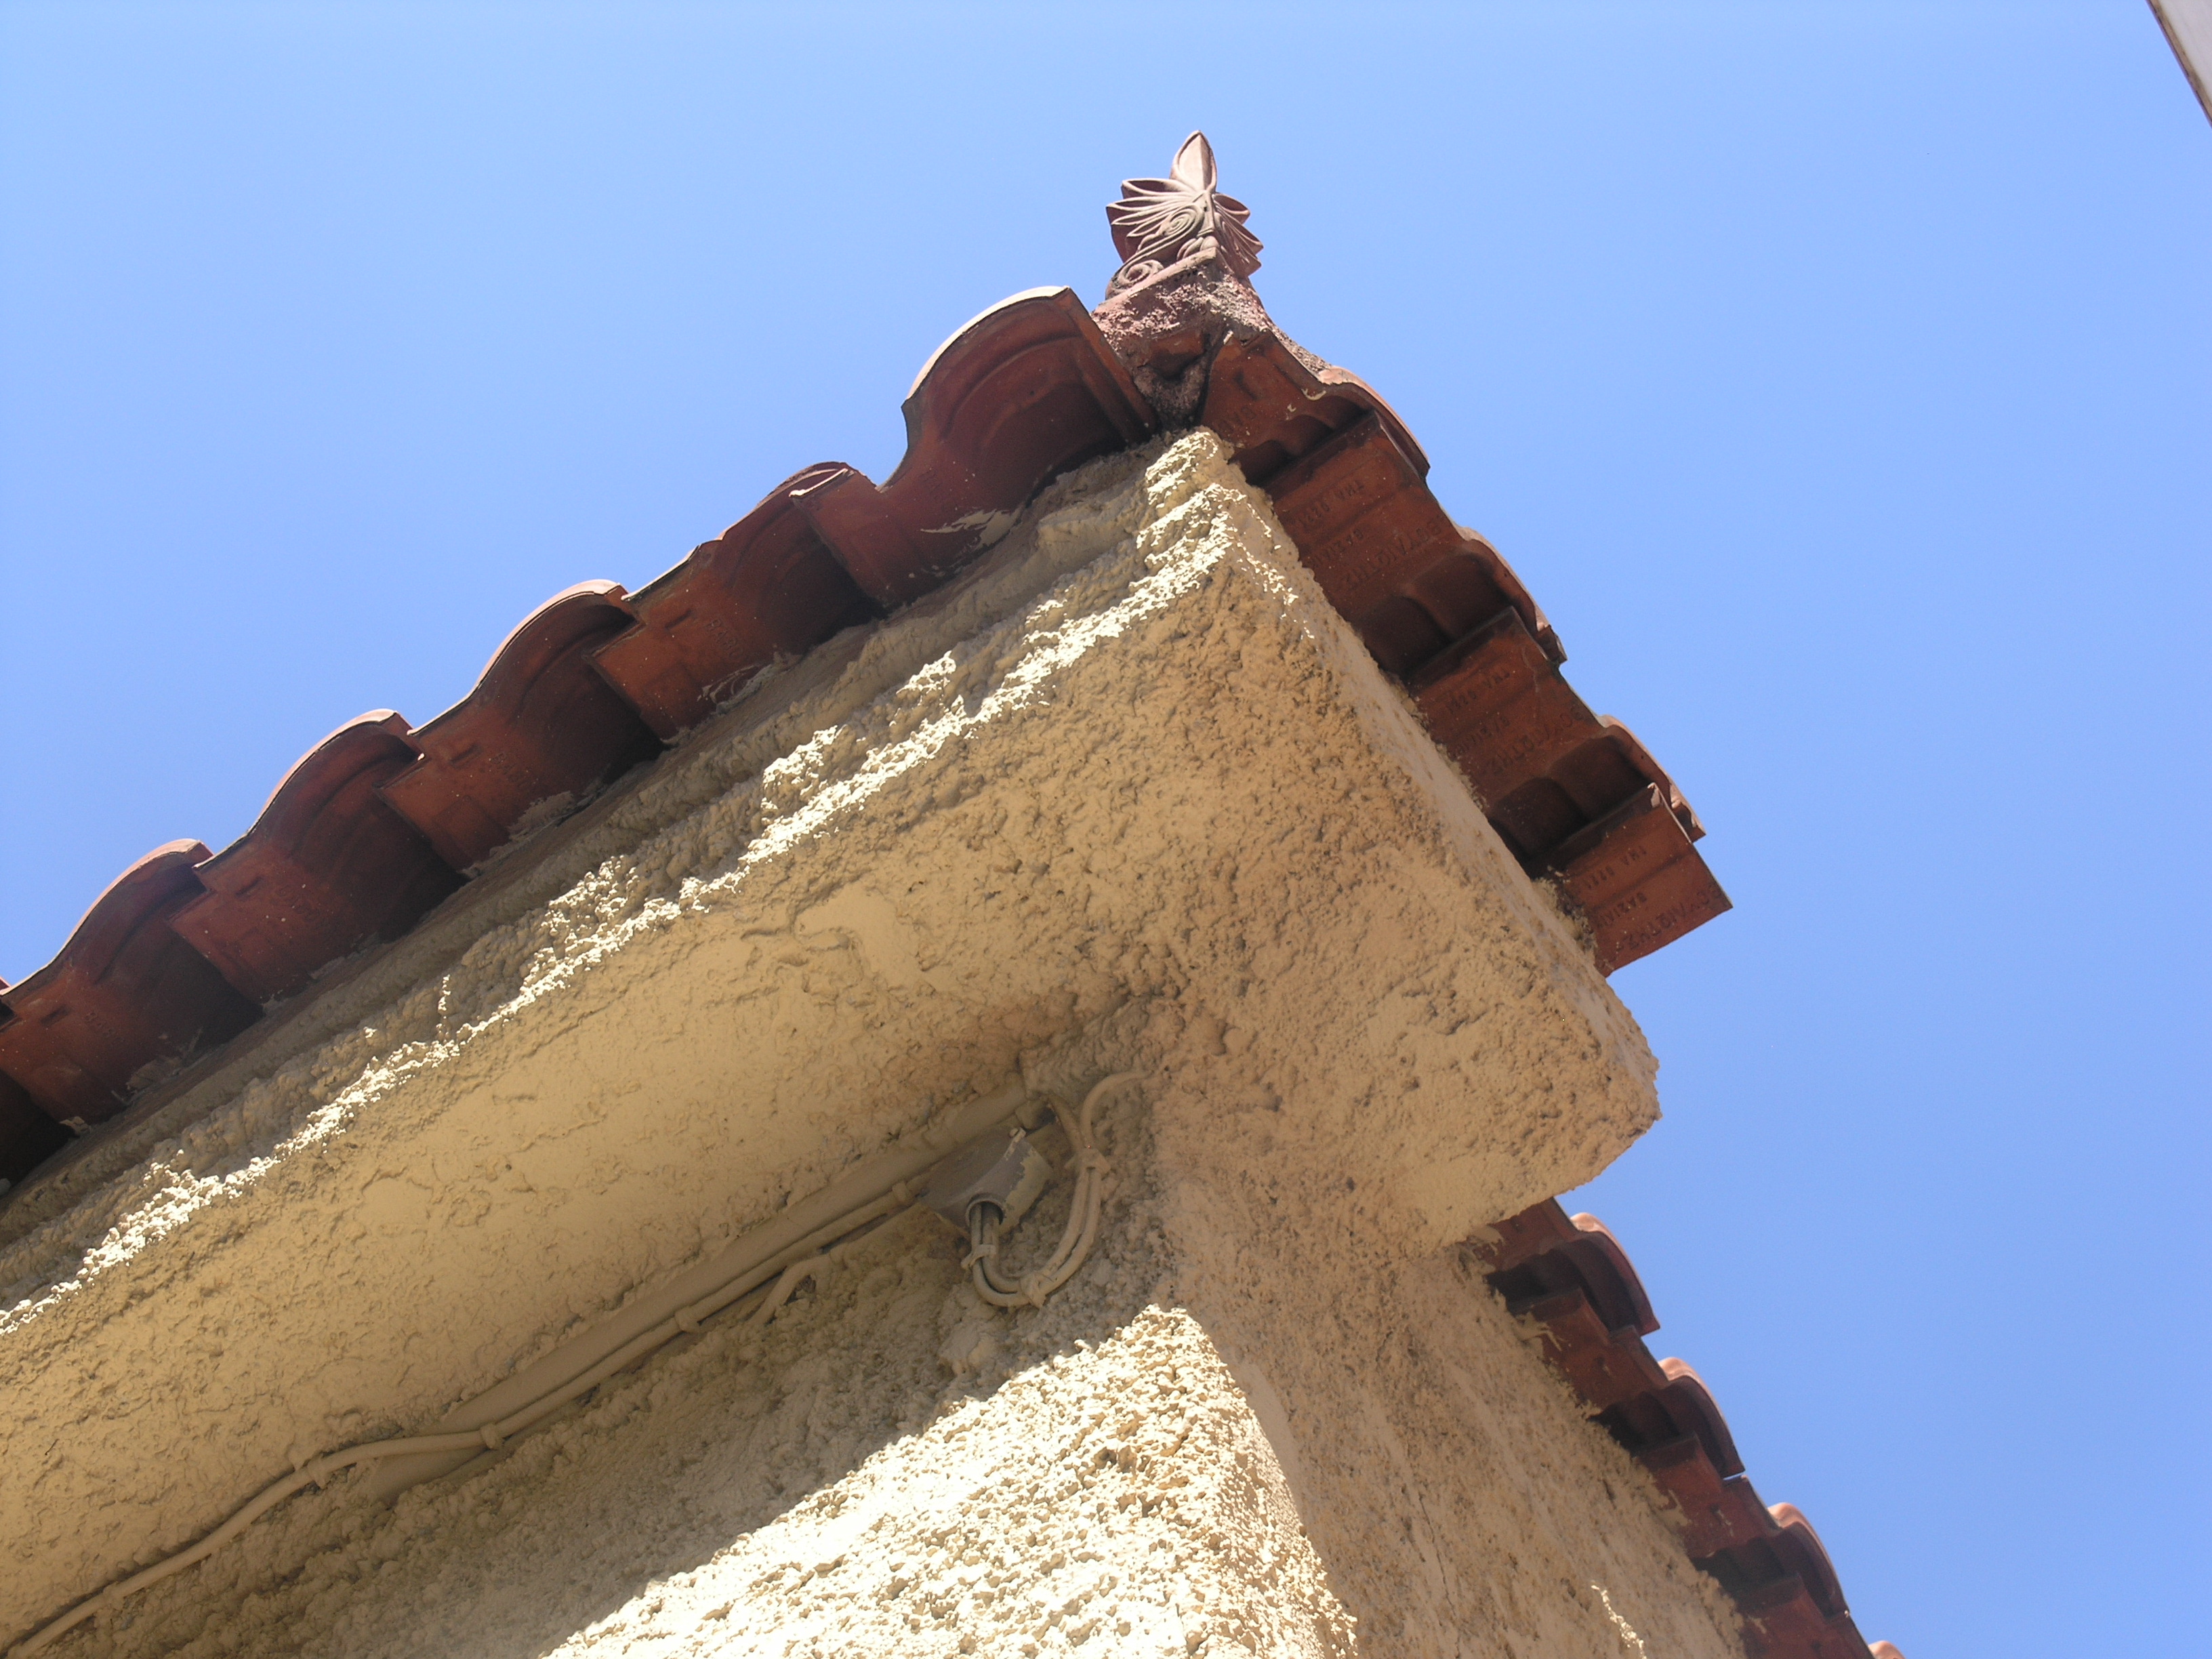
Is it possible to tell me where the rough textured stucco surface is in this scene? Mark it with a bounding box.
[1,432,1727,1657]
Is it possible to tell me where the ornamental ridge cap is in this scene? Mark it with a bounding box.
[1104,131,1262,297]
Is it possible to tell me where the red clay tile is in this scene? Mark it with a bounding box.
[1258,417,1563,683]
[1547,785,1732,973]
[589,464,877,741]
[1401,531,1561,665]
[1766,1504,1851,1622]
[0,843,259,1125]
[1414,609,1603,805]
[1503,722,1696,855]
[1639,1439,1769,1557]
[793,288,1155,609]
[1,163,1729,1197]
[1473,1200,1877,1659]
[1472,1200,1586,1274]
[1263,415,1460,623]
[170,714,464,1003]
[1201,315,1722,977]
[0,290,1155,1187]
[377,583,662,872]
[1096,144,1723,976]
[1654,1359,1746,1481]
[1591,718,1703,840]
[1199,330,1424,487]
[1704,1502,1873,1659]
[1561,1212,1661,1336]
[1516,1287,1671,1410]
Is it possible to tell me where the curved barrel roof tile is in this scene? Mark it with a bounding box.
[0,842,258,1133]
[171,712,462,1004]
[1,197,1725,1215]
[0,143,1867,1656]
[1475,1198,1896,1659]
[794,287,1156,607]
[1656,1357,1747,1481]
[377,581,660,873]
[590,462,876,742]
[1564,1211,1662,1338]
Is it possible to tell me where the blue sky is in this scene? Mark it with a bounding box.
[3,4,2207,1654]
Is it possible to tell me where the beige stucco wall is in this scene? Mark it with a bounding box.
[0,432,1738,1657]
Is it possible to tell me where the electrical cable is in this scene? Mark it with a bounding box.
[11,1202,872,1656]
[966,1072,1129,1309]
[9,1080,1130,1656]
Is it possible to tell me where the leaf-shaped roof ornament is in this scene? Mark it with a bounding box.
[1105,132,1263,297]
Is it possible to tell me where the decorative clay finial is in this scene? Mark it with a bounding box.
[1105,132,1263,297]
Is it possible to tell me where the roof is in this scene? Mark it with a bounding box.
[1477,1200,1903,1659]
[0,137,1727,1192]
[0,124,1905,1654]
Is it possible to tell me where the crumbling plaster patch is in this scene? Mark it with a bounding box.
[3,430,1694,1656]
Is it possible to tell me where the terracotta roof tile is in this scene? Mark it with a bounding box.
[1549,783,1729,975]
[1186,321,1728,972]
[169,712,461,1004]
[783,286,1156,609]
[1,156,1726,1213]
[0,140,1898,1656]
[376,580,661,872]
[591,462,876,741]
[1474,1200,1896,1659]
[0,842,258,1136]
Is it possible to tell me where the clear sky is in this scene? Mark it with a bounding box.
[3,4,2207,1654]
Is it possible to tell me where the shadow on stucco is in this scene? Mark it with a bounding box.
[70,1101,1181,1659]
